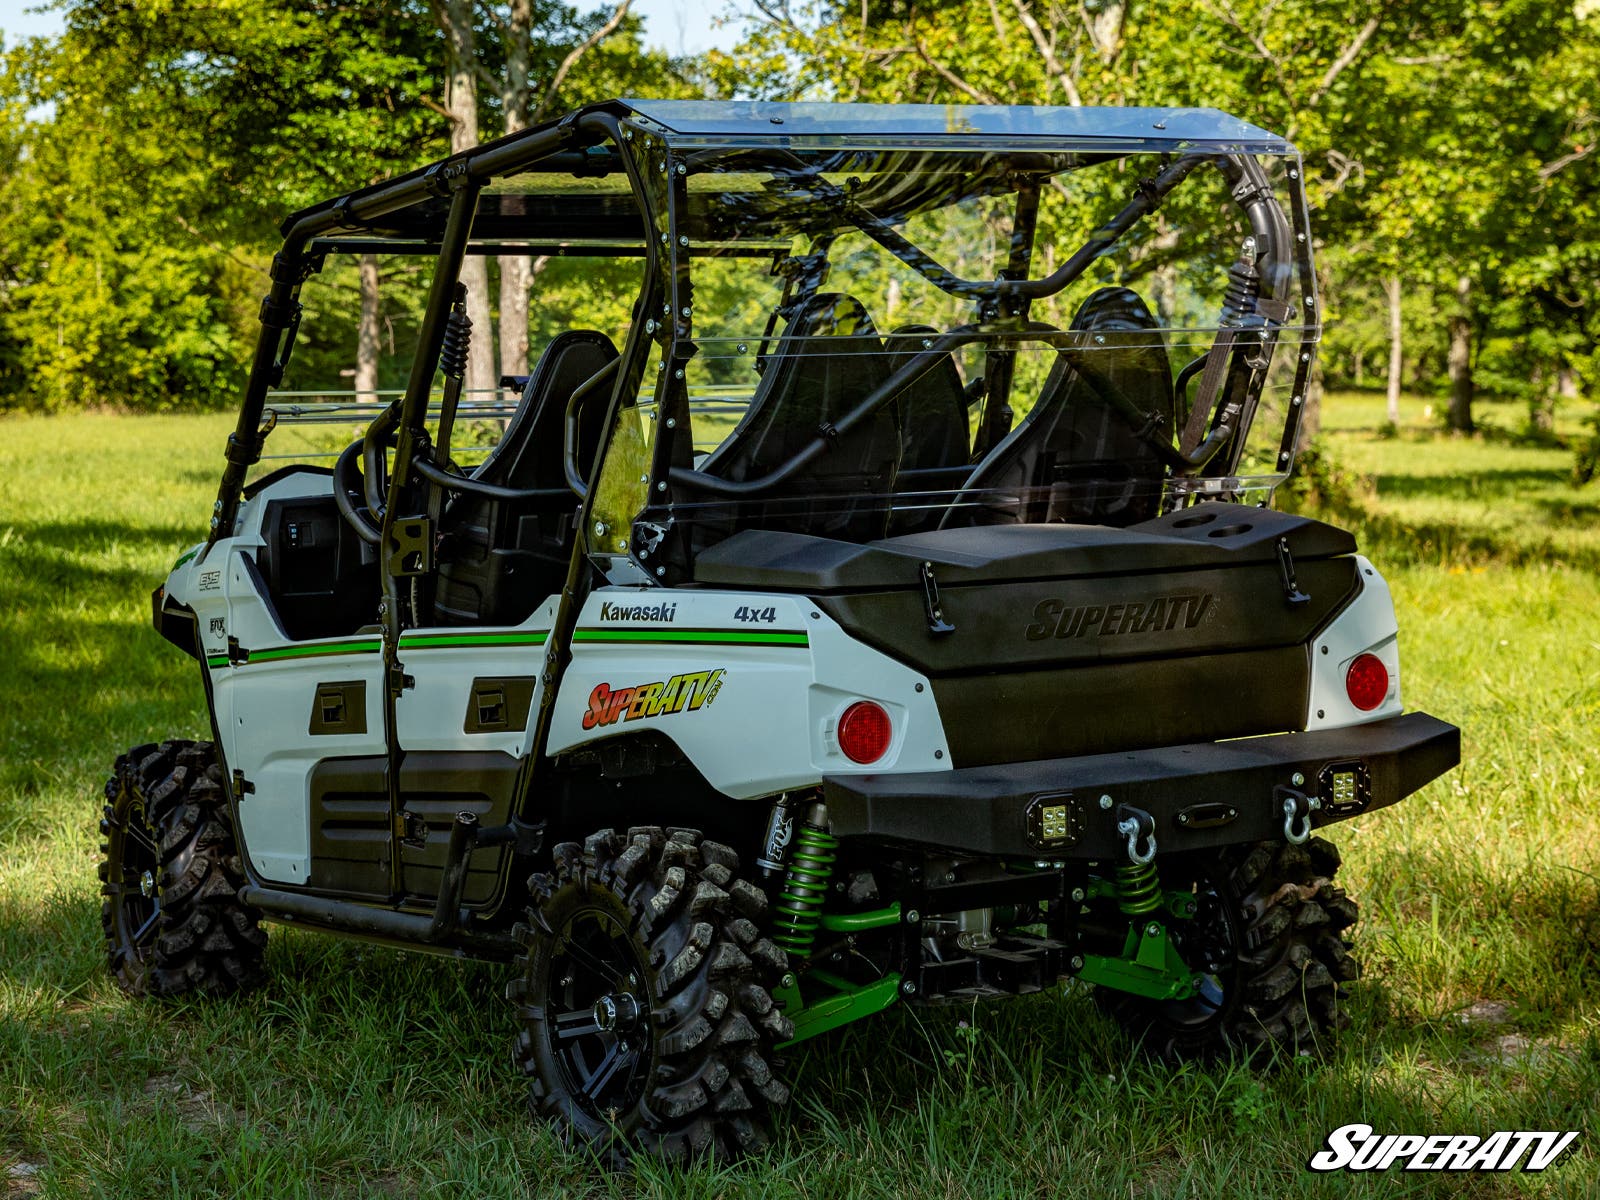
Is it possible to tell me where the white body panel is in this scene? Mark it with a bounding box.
[165,474,556,885]
[164,474,1396,881]
[545,589,951,798]
[1305,555,1403,729]
[167,475,378,885]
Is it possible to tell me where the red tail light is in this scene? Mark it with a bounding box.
[838,701,892,764]
[1345,653,1389,711]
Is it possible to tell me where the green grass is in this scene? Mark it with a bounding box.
[1315,389,1600,571]
[3,406,1600,1198]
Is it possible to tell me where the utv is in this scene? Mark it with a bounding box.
[106,100,1458,1159]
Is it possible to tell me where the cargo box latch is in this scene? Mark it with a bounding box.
[1275,536,1311,607]
[920,561,955,636]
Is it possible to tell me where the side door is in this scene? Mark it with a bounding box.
[205,497,388,892]
[388,598,557,906]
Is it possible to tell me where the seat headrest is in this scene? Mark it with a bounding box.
[776,292,878,343]
[1072,286,1163,334]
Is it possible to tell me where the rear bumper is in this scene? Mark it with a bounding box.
[824,711,1459,858]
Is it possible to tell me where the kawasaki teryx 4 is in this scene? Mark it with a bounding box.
[106,100,1459,1160]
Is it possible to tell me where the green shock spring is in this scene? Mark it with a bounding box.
[770,824,838,957]
[1112,861,1162,917]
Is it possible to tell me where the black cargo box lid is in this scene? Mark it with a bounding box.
[692,503,1357,593]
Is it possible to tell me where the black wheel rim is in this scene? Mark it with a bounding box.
[111,793,162,967]
[1157,864,1241,1031]
[547,905,653,1121]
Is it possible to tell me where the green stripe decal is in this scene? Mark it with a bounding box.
[573,628,810,646]
[211,630,549,668]
[401,631,549,649]
[247,640,381,662]
[173,547,201,570]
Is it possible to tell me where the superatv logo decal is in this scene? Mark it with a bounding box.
[1025,592,1216,641]
[1308,1125,1580,1173]
[582,669,724,730]
[599,600,677,623]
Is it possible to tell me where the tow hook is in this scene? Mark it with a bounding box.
[1115,803,1157,865]
[1276,785,1322,844]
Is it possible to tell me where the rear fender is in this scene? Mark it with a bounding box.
[1306,555,1402,729]
[545,589,952,799]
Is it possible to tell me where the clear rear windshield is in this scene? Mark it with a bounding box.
[593,139,1318,551]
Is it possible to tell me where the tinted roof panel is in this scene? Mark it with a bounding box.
[621,100,1288,151]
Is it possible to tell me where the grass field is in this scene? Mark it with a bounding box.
[3,403,1600,1198]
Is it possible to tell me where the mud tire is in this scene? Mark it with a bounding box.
[1095,836,1359,1059]
[99,740,267,997]
[509,826,792,1163]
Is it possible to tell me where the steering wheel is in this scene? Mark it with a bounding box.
[331,398,403,546]
[333,437,386,545]
[334,398,585,549]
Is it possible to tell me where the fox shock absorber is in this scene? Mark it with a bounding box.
[769,802,838,959]
[755,794,798,884]
[1221,236,1262,324]
[433,284,472,467]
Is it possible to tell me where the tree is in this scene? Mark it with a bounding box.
[1385,274,1403,425]
[495,0,633,381]
[718,0,1600,438]
[715,0,1397,449]
[430,0,498,400]
[0,0,694,410]
[431,0,691,390]
[0,0,445,410]
[1333,0,1599,432]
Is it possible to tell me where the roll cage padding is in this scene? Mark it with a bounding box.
[945,288,1175,529]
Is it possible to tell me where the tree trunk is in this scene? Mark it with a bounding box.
[1087,1,1126,63]
[435,0,497,402]
[1446,275,1474,433]
[497,0,533,383]
[1147,221,1180,327]
[1352,347,1365,388]
[1384,274,1402,426]
[1529,369,1555,435]
[1557,366,1579,399]
[356,253,381,404]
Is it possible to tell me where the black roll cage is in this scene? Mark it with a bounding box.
[209,110,1313,553]
[198,100,1321,931]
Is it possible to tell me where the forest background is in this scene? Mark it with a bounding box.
[4,5,1600,1197]
[0,0,1597,473]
